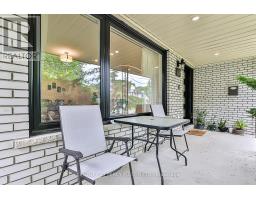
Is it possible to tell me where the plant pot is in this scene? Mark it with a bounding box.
[207,125,217,131]
[195,124,205,130]
[232,128,245,135]
[218,127,229,132]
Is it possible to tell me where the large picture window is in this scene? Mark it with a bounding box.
[110,28,162,116]
[40,15,100,123]
[30,14,167,134]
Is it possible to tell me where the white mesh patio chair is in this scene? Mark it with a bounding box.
[58,105,136,185]
[149,104,190,160]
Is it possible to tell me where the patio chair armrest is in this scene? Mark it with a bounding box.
[59,148,83,160]
[105,136,131,153]
[105,136,131,142]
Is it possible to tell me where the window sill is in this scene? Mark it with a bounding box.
[15,132,62,149]
[15,123,132,149]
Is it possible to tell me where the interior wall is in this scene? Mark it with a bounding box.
[194,57,256,134]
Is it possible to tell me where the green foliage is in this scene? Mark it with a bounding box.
[235,119,247,130]
[195,109,207,126]
[110,70,151,113]
[42,53,100,87]
[207,122,217,131]
[247,108,256,118]
[218,119,227,129]
[237,75,256,90]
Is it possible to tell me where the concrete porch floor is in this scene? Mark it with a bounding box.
[96,132,256,185]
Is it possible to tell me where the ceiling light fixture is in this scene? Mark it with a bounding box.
[94,59,98,62]
[214,52,220,56]
[60,52,73,63]
[110,53,114,56]
[192,16,200,21]
[115,50,119,54]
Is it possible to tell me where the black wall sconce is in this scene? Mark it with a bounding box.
[176,58,185,77]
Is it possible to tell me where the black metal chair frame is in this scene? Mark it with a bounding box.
[58,136,135,185]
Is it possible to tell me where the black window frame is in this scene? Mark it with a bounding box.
[29,14,167,135]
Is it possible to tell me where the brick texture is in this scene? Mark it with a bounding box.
[0,15,185,185]
[194,57,256,134]
[8,13,254,184]
[167,51,185,118]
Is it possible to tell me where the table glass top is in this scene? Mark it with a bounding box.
[114,116,190,130]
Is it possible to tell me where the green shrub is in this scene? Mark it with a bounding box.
[235,120,247,130]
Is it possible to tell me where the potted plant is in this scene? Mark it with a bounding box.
[194,109,207,129]
[207,121,217,131]
[233,119,247,135]
[218,119,228,132]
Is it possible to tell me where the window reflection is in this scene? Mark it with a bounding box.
[40,15,100,123]
[110,28,162,116]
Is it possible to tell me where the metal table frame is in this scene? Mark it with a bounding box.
[114,116,190,185]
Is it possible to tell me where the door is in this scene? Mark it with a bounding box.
[184,65,193,123]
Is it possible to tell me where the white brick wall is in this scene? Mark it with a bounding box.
[0,15,184,185]
[194,57,256,134]
[167,51,185,118]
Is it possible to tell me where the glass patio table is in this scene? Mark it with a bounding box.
[114,116,190,185]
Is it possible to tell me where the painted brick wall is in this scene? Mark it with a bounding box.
[0,15,185,185]
[167,51,185,118]
[194,57,256,135]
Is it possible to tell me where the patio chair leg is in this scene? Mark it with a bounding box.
[58,155,68,185]
[125,141,135,185]
[172,136,179,160]
[184,134,189,152]
[75,159,82,185]
[129,163,135,185]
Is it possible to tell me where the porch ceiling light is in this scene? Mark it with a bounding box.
[192,16,200,21]
[60,52,73,63]
[214,52,220,56]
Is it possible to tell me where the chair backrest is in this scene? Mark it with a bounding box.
[151,104,166,117]
[59,105,107,157]
[135,104,151,113]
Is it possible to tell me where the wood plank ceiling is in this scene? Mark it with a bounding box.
[124,14,256,66]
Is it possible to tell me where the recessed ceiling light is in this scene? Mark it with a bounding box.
[192,16,200,21]
[110,53,114,56]
[214,52,220,56]
[115,50,119,54]
[154,66,159,69]
[94,59,98,62]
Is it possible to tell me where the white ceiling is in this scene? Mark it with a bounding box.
[124,14,256,66]
[42,15,161,75]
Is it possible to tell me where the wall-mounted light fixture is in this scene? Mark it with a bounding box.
[176,58,185,77]
[60,52,73,63]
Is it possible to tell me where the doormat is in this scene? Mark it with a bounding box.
[187,129,207,136]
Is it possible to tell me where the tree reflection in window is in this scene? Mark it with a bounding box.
[41,53,100,123]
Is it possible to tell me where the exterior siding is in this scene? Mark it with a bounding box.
[194,57,256,135]
[167,51,185,118]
